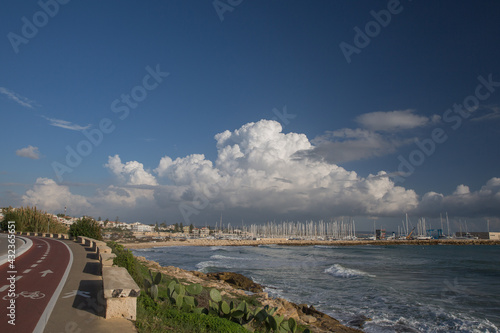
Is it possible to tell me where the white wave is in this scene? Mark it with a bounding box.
[324,264,375,278]
[210,254,248,261]
[314,245,340,249]
[210,246,229,251]
[195,260,218,272]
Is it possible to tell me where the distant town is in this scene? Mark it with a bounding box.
[2,208,499,243]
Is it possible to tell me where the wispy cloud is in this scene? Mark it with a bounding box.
[16,145,41,159]
[294,109,436,164]
[294,128,411,164]
[355,109,439,132]
[0,87,36,109]
[471,105,500,122]
[43,116,91,131]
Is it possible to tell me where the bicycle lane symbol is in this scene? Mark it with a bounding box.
[2,291,46,300]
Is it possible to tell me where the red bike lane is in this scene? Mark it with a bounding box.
[0,236,72,333]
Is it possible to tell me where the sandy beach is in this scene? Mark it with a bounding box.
[122,237,500,249]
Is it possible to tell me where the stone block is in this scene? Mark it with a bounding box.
[98,245,112,255]
[102,266,140,320]
[100,253,117,267]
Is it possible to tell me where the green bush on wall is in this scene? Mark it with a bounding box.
[69,216,103,240]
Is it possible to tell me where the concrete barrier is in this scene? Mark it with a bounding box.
[97,245,112,256]
[77,236,84,244]
[102,266,140,320]
[93,240,106,252]
[84,238,93,248]
[73,236,140,321]
[100,253,117,268]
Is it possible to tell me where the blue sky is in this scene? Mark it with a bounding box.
[1,1,500,232]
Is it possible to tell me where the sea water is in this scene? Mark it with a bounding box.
[133,245,500,332]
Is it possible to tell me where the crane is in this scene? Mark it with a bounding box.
[406,227,416,240]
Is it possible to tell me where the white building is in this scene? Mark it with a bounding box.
[490,232,500,240]
[130,222,154,232]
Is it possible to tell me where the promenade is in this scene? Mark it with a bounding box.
[0,234,136,333]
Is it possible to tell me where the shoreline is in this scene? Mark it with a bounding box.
[122,237,500,249]
[134,255,362,332]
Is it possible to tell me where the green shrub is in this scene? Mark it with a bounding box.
[69,216,103,240]
[136,294,250,333]
[107,241,147,287]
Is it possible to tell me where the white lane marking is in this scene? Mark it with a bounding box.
[33,239,73,333]
[40,269,53,277]
[0,276,24,292]
[31,264,38,268]
[37,260,43,263]
[62,290,91,298]
[23,269,32,273]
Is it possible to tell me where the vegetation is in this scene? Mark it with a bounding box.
[107,241,311,333]
[68,216,103,240]
[144,270,162,300]
[137,294,249,333]
[107,241,146,287]
[0,206,67,233]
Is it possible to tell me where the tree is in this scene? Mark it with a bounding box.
[174,223,180,233]
[154,222,159,233]
[69,216,103,240]
[189,223,194,234]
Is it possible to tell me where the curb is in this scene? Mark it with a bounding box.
[0,235,33,266]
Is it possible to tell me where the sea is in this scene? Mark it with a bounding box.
[132,244,500,332]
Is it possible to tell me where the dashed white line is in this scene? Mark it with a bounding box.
[37,260,43,263]
[23,269,32,273]
[0,277,23,292]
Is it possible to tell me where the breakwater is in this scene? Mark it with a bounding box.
[123,237,500,249]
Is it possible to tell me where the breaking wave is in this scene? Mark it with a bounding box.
[324,264,376,278]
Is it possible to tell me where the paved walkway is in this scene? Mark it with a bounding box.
[0,233,137,333]
[43,239,137,333]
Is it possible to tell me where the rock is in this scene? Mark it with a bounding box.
[206,272,264,293]
[303,315,317,323]
[292,303,363,333]
[348,314,372,328]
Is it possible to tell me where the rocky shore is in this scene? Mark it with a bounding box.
[123,237,500,249]
[135,256,362,333]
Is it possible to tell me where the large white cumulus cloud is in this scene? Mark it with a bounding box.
[153,120,419,219]
[21,119,500,223]
[22,178,92,215]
